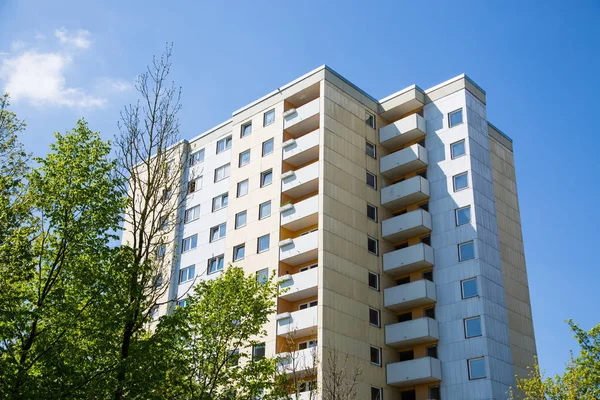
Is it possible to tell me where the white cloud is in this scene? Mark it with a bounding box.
[55,28,91,49]
[101,78,132,93]
[10,41,26,51]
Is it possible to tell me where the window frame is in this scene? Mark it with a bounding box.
[181,234,197,253]
[216,136,232,153]
[257,234,270,253]
[468,357,486,380]
[262,138,274,156]
[241,121,252,138]
[209,223,227,243]
[259,201,271,220]
[233,244,245,261]
[453,171,469,192]
[207,254,225,274]
[367,203,378,222]
[235,210,247,229]
[449,108,464,128]
[366,140,376,159]
[455,205,472,226]
[365,111,376,128]
[263,109,275,127]
[256,268,269,285]
[451,139,466,159]
[260,169,273,188]
[370,346,382,366]
[237,179,249,198]
[458,240,475,261]
[187,176,202,194]
[368,272,380,291]
[189,149,205,166]
[214,163,230,182]
[367,236,378,255]
[366,171,377,189]
[369,307,381,328]
[238,149,251,167]
[178,265,195,284]
[212,192,229,211]
[371,387,383,400]
[184,205,200,224]
[252,343,266,359]
[464,316,483,338]
[461,278,478,299]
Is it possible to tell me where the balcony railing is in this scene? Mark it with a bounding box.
[383,243,434,278]
[380,144,428,180]
[284,98,320,137]
[384,279,436,312]
[385,317,439,348]
[279,230,318,266]
[379,114,426,150]
[282,129,319,167]
[381,176,429,211]
[278,267,318,302]
[386,356,442,387]
[281,161,319,199]
[276,306,318,338]
[278,347,317,374]
[381,209,432,243]
[280,195,318,232]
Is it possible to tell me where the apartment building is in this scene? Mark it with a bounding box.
[153,66,537,399]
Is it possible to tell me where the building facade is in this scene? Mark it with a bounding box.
[155,66,537,399]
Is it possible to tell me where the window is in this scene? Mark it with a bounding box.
[298,340,317,350]
[401,390,416,400]
[235,211,247,229]
[184,205,200,224]
[399,349,414,361]
[228,349,240,367]
[237,179,249,197]
[461,278,478,299]
[210,223,227,242]
[181,235,197,253]
[428,386,441,400]
[398,312,412,323]
[241,122,252,137]
[157,245,166,258]
[159,215,168,230]
[176,299,188,308]
[179,265,195,284]
[212,193,229,211]
[189,149,205,166]
[217,136,232,153]
[150,305,159,320]
[465,316,482,338]
[366,171,377,189]
[468,357,486,380]
[449,108,463,127]
[427,345,438,359]
[252,343,266,359]
[369,308,380,327]
[453,172,469,191]
[256,268,268,285]
[365,111,376,128]
[260,169,273,187]
[259,201,271,219]
[456,205,471,226]
[161,187,172,203]
[370,346,381,366]
[239,149,251,167]
[299,300,318,310]
[263,109,275,126]
[371,387,382,400]
[257,234,270,253]
[299,381,317,393]
[187,176,202,194]
[368,272,379,291]
[458,241,475,261]
[424,307,435,319]
[214,163,230,182]
[299,264,317,272]
[397,276,410,285]
[423,270,433,282]
[233,244,245,261]
[366,141,376,158]
[451,139,466,159]
[367,236,378,255]
[367,203,378,222]
[208,254,224,274]
[262,138,274,156]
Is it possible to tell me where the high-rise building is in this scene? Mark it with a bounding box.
[147,66,537,399]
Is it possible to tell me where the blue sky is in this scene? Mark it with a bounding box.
[1,0,598,378]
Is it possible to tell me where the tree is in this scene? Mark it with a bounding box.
[278,332,319,400]
[0,118,124,399]
[510,320,600,400]
[321,349,362,400]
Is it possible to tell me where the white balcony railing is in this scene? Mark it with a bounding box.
[278,347,317,374]
[387,357,442,387]
[383,243,434,278]
[276,306,318,338]
[381,176,429,211]
[284,98,320,137]
[278,267,318,302]
[282,129,319,167]
[384,279,436,312]
[281,161,319,199]
[280,195,318,231]
[379,114,426,149]
[381,209,432,243]
[279,230,318,266]
[380,144,428,179]
[385,317,439,348]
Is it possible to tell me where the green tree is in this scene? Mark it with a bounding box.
[0,118,124,399]
[510,320,600,400]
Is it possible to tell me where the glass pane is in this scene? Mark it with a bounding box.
[240,150,250,166]
[264,110,275,126]
[242,123,252,137]
[462,279,478,298]
[258,235,270,252]
[451,140,466,158]
[262,171,272,186]
[459,241,475,261]
[466,317,482,337]
[450,109,463,127]
[236,212,246,228]
[263,139,274,155]
[256,269,268,284]
[260,201,271,219]
[453,172,468,191]
[456,206,471,225]
[469,358,485,379]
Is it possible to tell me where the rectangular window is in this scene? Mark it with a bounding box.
[253,343,266,359]
[367,236,378,255]
[366,171,377,189]
[239,149,251,167]
[299,300,318,310]
[451,139,466,159]
[184,205,200,224]
[233,244,245,261]
[214,163,230,182]
[458,241,475,261]
[157,245,166,258]
[461,278,478,299]
[367,203,377,222]
[235,211,247,229]
[257,234,270,253]
[427,345,438,359]
[456,205,471,226]
[237,179,249,197]
[366,141,376,158]
[187,176,202,194]
[210,223,226,242]
[365,111,376,128]
[216,136,232,153]
[369,308,380,327]
[176,299,188,308]
[398,312,412,323]
[399,349,414,361]
[159,215,169,230]
[298,340,317,350]
[368,272,379,291]
[259,201,271,219]
[465,316,483,338]
[256,268,268,285]
[371,387,382,400]
[468,357,486,380]
[179,265,195,284]
[181,235,197,253]
[299,264,317,272]
[189,149,205,166]
[453,171,469,191]
[428,386,441,400]
[449,108,463,127]
[262,138,274,156]
[260,169,273,187]
[263,109,275,126]
[241,122,252,138]
[424,307,435,320]
[370,346,381,366]
[212,193,229,211]
[208,254,224,274]
[228,349,239,367]
[423,270,433,282]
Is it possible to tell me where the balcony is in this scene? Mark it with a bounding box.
[380,144,428,180]
[383,243,434,278]
[379,85,425,122]
[385,317,439,348]
[284,98,320,138]
[278,347,317,374]
[279,230,318,266]
[280,195,318,231]
[279,268,318,302]
[380,114,427,150]
[386,357,442,387]
[276,306,318,338]
[381,176,429,211]
[282,129,319,168]
[281,162,319,199]
[384,279,436,312]
[382,209,432,243]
